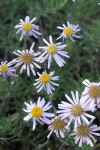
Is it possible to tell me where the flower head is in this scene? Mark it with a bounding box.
[81,79,100,111]
[0,61,18,79]
[23,97,55,131]
[33,70,59,94]
[15,16,41,41]
[71,119,100,147]
[57,91,95,129]
[12,42,41,76]
[47,116,70,139]
[57,21,81,42]
[38,35,69,68]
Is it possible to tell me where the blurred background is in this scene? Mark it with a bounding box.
[0,0,100,149]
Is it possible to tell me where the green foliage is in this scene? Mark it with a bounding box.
[0,116,12,134]
[0,0,100,149]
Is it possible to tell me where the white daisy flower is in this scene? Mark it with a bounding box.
[71,119,100,147]
[15,16,41,41]
[23,97,55,131]
[0,61,18,79]
[47,116,70,139]
[57,21,81,42]
[38,35,69,68]
[12,42,41,76]
[33,70,59,94]
[81,79,100,111]
[57,91,95,129]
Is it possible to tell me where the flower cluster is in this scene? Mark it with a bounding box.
[14,16,99,148]
[57,90,100,147]
[2,15,100,149]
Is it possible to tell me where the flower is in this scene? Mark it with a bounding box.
[57,91,95,129]
[33,70,59,94]
[15,16,41,41]
[57,21,81,42]
[38,35,69,68]
[23,97,55,131]
[47,116,70,139]
[81,79,100,111]
[12,42,41,76]
[0,61,18,79]
[71,119,100,147]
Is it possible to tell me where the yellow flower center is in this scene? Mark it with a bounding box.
[0,65,8,73]
[22,22,32,32]
[52,118,65,129]
[47,44,57,54]
[89,85,100,98]
[22,53,33,64]
[71,104,83,116]
[78,125,90,136]
[63,27,73,36]
[40,73,50,84]
[31,106,42,118]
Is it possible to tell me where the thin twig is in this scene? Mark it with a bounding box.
[0,129,22,141]
[59,143,64,150]
[38,139,49,150]
[58,137,68,146]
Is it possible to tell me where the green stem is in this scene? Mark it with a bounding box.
[49,94,57,113]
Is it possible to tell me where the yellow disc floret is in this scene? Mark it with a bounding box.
[71,104,83,116]
[63,27,73,36]
[0,65,8,73]
[78,125,90,136]
[89,85,100,98]
[31,106,42,118]
[47,44,57,54]
[22,22,32,32]
[22,53,33,64]
[40,73,50,84]
[52,118,65,129]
